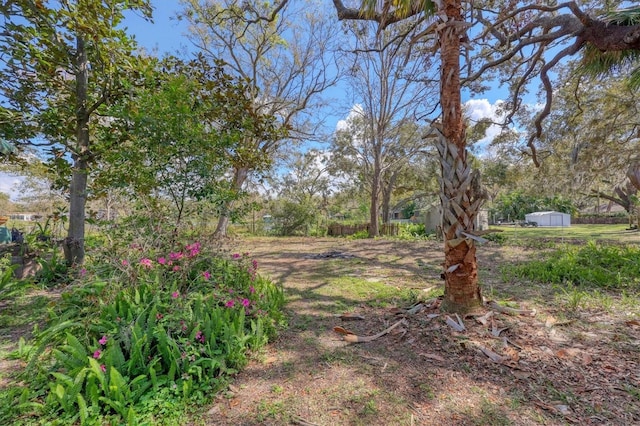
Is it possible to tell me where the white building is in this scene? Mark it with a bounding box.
[525,211,571,227]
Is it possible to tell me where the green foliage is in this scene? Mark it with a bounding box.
[10,240,285,424]
[270,199,318,236]
[0,263,21,300]
[490,191,575,221]
[502,242,640,290]
[484,232,507,244]
[398,223,428,239]
[347,230,370,240]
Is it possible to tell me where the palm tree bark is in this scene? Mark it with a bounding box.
[437,0,483,313]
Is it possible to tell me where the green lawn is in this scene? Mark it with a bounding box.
[491,224,638,244]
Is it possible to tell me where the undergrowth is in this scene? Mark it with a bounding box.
[0,240,285,425]
[501,241,640,290]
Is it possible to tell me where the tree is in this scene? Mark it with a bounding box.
[337,21,437,237]
[0,0,151,265]
[333,1,640,312]
[96,55,283,233]
[179,0,342,238]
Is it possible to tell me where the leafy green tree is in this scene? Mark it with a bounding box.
[0,0,152,265]
[179,0,341,238]
[96,55,282,231]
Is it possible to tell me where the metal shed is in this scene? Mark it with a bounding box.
[524,211,571,227]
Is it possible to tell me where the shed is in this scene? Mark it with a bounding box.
[423,206,489,233]
[524,211,571,227]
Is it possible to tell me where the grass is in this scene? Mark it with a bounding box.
[316,276,415,308]
[492,224,638,244]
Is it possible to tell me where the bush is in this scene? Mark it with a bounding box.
[501,241,640,290]
[8,243,285,425]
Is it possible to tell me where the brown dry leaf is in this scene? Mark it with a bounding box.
[625,319,640,327]
[264,356,278,364]
[581,352,593,366]
[476,344,506,363]
[504,346,520,362]
[474,310,494,326]
[445,315,466,332]
[390,326,407,336]
[545,315,557,328]
[339,313,365,320]
[419,352,445,362]
[332,326,354,336]
[512,370,531,380]
[555,348,581,359]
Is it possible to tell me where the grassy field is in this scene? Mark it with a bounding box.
[491,224,638,244]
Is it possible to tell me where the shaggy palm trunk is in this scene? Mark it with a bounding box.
[213,166,249,238]
[437,1,483,313]
[64,36,89,266]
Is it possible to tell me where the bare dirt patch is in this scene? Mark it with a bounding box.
[196,237,640,425]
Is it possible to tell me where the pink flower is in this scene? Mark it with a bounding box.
[202,271,211,280]
[186,242,201,257]
[172,265,180,272]
[232,253,241,259]
[249,286,256,294]
[252,260,258,270]
[93,350,101,359]
[157,257,167,265]
[171,291,179,299]
[80,268,87,277]
[139,258,152,268]
[169,252,183,261]
[100,364,106,373]
[195,330,205,343]
[99,335,108,345]
[156,313,163,320]
[225,300,235,308]
[121,259,129,266]
[241,298,250,308]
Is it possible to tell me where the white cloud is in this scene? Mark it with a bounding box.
[464,98,507,152]
[335,104,363,132]
[0,172,24,201]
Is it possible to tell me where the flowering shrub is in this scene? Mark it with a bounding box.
[19,241,285,424]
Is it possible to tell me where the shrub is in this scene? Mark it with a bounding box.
[501,241,640,290]
[11,243,285,425]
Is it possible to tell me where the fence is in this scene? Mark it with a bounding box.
[327,222,400,237]
[572,216,629,225]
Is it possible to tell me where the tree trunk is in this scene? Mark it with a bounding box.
[64,36,89,266]
[438,1,483,313]
[213,166,249,238]
[381,170,398,224]
[369,163,381,238]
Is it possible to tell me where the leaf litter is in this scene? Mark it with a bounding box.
[198,237,640,425]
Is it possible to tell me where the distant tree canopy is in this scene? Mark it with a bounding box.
[490,191,576,222]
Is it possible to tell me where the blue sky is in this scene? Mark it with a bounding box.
[1,1,505,200]
[123,1,189,55]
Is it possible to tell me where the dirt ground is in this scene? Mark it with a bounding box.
[197,237,640,426]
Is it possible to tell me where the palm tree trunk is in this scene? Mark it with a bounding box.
[438,0,483,313]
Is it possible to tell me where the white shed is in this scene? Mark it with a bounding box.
[525,211,571,227]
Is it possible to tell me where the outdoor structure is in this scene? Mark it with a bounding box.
[423,206,489,234]
[524,211,571,227]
